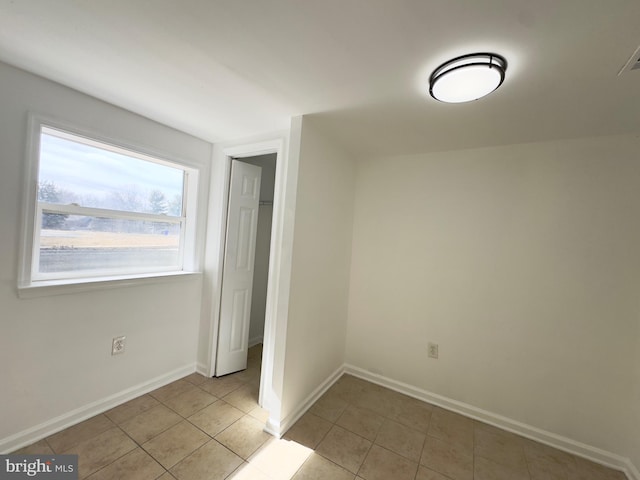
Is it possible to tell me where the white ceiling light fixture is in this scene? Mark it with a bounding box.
[429,53,507,103]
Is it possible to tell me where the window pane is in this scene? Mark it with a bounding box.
[38,130,184,216]
[38,215,180,275]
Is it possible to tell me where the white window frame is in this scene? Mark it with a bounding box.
[18,115,202,297]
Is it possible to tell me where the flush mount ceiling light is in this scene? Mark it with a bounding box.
[429,53,507,103]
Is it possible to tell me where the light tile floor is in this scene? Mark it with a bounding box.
[15,345,627,480]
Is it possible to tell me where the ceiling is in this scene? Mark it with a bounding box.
[1,0,639,158]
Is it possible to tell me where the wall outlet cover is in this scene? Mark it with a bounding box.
[428,342,439,359]
[112,336,126,355]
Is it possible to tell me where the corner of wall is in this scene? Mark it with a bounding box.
[345,364,638,480]
[279,116,356,420]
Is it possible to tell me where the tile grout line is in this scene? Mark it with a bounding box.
[81,425,139,480]
[412,420,428,480]
[315,408,356,479]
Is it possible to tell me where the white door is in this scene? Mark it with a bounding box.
[216,160,262,376]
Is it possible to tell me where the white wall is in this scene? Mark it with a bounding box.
[0,61,211,450]
[280,117,356,420]
[249,207,273,344]
[346,134,640,465]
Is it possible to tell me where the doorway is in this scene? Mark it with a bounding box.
[236,154,276,351]
[215,154,276,378]
[204,132,298,436]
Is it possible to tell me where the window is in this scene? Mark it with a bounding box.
[20,118,200,291]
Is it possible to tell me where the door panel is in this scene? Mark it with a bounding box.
[229,289,249,352]
[236,207,255,270]
[216,160,262,376]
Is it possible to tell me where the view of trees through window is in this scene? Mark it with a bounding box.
[38,180,182,217]
[34,127,189,278]
[37,179,182,232]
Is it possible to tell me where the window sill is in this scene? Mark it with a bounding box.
[17,271,202,299]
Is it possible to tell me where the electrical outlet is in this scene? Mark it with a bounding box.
[112,336,126,355]
[428,342,439,359]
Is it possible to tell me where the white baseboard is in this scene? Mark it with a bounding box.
[265,365,344,438]
[248,335,264,348]
[626,461,640,480]
[345,364,638,480]
[0,363,196,454]
[196,362,210,377]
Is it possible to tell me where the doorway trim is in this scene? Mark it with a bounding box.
[201,130,299,435]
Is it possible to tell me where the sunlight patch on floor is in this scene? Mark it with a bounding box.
[230,437,313,479]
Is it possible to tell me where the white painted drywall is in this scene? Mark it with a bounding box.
[248,207,273,345]
[280,117,356,419]
[0,61,211,447]
[240,154,277,346]
[346,134,640,463]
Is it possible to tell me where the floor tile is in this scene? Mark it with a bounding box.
[248,437,313,480]
[315,425,372,474]
[248,405,270,423]
[85,447,164,480]
[608,471,628,480]
[474,455,530,480]
[285,412,333,449]
[375,418,425,462]
[187,400,244,437]
[149,380,195,403]
[170,439,243,480]
[427,409,474,450]
[228,462,273,480]
[474,423,527,470]
[336,405,384,441]
[248,374,261,389]
[142,420,210,469]
[104,394,160,425]
[14,439,54,455]
[524,440,575,467]
[328,375,369,403]
[62,427,136,479]
[352,388,406,419]
[309,391,349,422]
[215,415,271,459]
[393,397,433,434]
[248,344,263,358]
[358,445,418,480]
[415,466,452,480]
[292,453,355,480]
[47,415,115,453]
[183,372,208,386]
[420,435,473,480]
[567,456,627,480]
[199,375,246,398]
[524,440,575,479]
[223,383,260,413]
[232,366,260,383]
[249,356,262,369]
[528,461,567,480]
[120,405,182,444]
[161,386,217,417]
